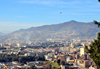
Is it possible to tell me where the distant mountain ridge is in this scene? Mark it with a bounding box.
[0,20,99,43]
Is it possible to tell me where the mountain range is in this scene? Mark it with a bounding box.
[0,20,99,43]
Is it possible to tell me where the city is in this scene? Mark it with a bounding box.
[0,38,97,69]
[0,0,100,69]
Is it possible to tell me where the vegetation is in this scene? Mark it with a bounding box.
[57,59,60,65]
[0,47,6,50]
[94,20,100,28]
[85,20,100,67]
[30,64,35,69]
[46,61,60,68]
[48,64,52,69]
[0,54,45,64]
[68,67,74,69]
[60,61,65,65]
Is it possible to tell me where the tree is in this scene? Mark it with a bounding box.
[57,59,60,65]
[85,20,100,67]
[60,61,65,65]
[98,0,100,2]
[94,20,100,27]
[30,64,35,69]
[48,64,52,69]
[68,67,74,69]
[42,55,45,61]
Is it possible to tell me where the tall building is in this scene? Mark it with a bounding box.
[82,43,86,47]
[8,43,11,46]
[71,43,74,48]
[80,47,85,56]
[17,43,20,47]
[0,44,3,47]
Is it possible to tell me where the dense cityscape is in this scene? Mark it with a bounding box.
[0,38,97,69]
[0,0,100,69]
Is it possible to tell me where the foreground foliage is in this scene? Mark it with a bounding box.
[85,20,100,67]
[0,54,45,64]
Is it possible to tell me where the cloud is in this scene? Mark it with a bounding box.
[16,16,27,18]
[18,0,38,4]
[17,0,98,10]
[0,22,18,23]
[17,0,84,5]
[17,0,95,4]
[18,0,52,5]
[76,10,100,12]
[0,22,45,33]
[0,22,43,27]
[90,4,100,7]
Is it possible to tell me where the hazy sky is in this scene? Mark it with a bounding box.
[0,0,100,33]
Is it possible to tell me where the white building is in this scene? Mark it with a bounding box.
[24,52,36,56]
[44,55,51,60]
[80,47,85,56]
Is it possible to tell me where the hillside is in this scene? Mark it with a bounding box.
[0,20,99,43]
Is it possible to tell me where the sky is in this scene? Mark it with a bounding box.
[0,0,100,33]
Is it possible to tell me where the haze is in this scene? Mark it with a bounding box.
[0,0,100,33]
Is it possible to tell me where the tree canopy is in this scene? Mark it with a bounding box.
[94,20,100,28]
[60,61,65,65]
[0,54,45,64]
[85,20,100,67]
[30,64,35,69]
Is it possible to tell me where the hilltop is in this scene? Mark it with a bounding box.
[0,20,99,43]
